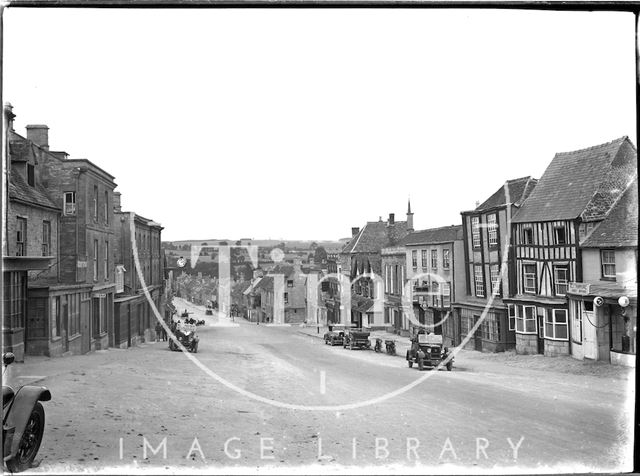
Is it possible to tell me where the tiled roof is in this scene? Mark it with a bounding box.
[341,220,409,254]
[401,225,463,246]
[9,140,36,162]
[581,179,637,248]
[254,276,274,292]
[475,176,538,211]
[513,136,637,223]
[9,171,59,211]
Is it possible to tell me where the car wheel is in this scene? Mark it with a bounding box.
[6,402,45,473]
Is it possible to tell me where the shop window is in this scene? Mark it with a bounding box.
[517,305,537,333]
[545,309,568,340]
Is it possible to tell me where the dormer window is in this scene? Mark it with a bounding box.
[27,164,35,186]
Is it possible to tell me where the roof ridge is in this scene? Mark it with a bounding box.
[412,224,461,234]
[555,136,629,156]
[505,175,533,184]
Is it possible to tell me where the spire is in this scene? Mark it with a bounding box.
[406,197,414,231]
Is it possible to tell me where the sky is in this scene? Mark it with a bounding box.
[3,8,636,242]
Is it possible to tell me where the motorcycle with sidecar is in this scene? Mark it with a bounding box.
[3,352,51,472]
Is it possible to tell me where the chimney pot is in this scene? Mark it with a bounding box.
[388,213,395,225]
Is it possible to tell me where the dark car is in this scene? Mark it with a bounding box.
[324,325,346,346]
[406,332,453,371]
[169,323,199,353]
[343,328,371,350]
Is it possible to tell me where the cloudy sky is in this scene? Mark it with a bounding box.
[3,8,636,241]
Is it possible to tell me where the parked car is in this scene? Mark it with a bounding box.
[343,328,371,350]
[169,323,199,353]
[324,325,346,346]
[406,332,453,371]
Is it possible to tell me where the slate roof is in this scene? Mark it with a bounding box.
[401,225,463,246]
[341,220,409,254]
[512,136,637,223]
[9,170,60,211]
[581,179,638,248]
[253,276,274,293]
[474,176,538,212]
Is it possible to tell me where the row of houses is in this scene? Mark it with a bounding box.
[2,104,167,361]
[323,136,637,366]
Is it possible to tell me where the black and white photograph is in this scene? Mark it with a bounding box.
[1,4,637,474]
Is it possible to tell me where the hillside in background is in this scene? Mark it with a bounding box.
[163,238,345,252]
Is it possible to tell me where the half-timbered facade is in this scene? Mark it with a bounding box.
[506,136,637,356]
[454,176,537,352]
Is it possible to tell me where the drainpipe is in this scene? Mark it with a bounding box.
[608,304,613,364]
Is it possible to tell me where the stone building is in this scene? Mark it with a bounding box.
[454,176,537,352]
[402,225,465,347]
[339,206,413,329]
[567,179,637,367]
[505,136,637,356]
[113,202,165,347]
[380,244,409,335]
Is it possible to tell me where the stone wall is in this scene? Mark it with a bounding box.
[544,339,569,356]
[515,333,539,354]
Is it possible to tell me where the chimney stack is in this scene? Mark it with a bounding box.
[351,227,360,236]
[26,124,49,150]
[388,213,395,225]
[4,103,15,131]
[113,192,122,212]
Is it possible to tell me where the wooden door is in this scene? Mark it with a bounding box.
[583,310,597,359]
[80,301,91,354]
[473,315,482,351]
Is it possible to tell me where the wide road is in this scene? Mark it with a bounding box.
[8,299,634,473]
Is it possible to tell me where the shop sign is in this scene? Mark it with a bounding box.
[568,282,590,295]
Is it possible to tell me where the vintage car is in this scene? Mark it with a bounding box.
[169,323,199,353]
[324,325,346,346]
[406,332,453,371]
[343,328,371,350]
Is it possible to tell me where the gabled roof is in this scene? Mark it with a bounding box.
[513,136,637,223]
[581,179,638,248]
[341,220,409,254]
[9,170,60,211]
[401,225,463,246]
[253,276,274,292]
[474,176,538,212]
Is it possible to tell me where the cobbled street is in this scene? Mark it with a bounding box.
[6,299,634,474]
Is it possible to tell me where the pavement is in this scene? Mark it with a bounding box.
[4,300,635,474]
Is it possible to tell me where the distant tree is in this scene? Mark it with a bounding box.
[314,246,327,264]
[219,241,228,246]
[201,242,208,246]
[235,240,242,246]
[310,241,318,250]
[277,242,286,253]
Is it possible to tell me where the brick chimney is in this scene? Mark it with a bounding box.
[113,192,122,212]
[351,227,360,236]
[26,124,49,150]
[388,213,395,225]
